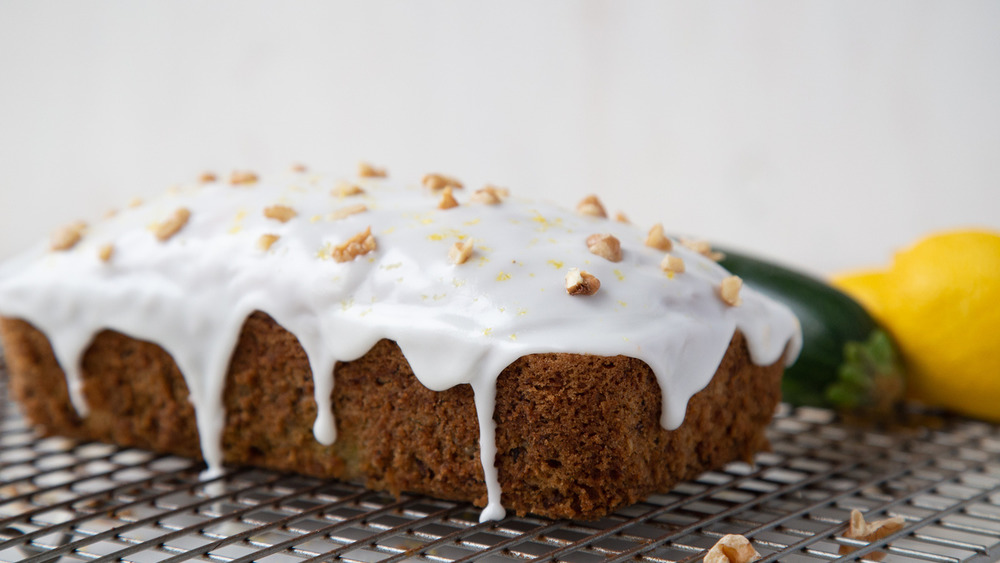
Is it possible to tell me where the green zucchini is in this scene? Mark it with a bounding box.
[716,248,904,414]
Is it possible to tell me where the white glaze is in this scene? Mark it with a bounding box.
[0,171,801,522]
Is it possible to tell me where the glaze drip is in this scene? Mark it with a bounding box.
[0,170,801,522]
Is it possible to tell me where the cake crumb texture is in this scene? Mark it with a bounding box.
[0,312,782,520]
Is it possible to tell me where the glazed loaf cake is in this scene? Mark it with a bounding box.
[0,165,800,520]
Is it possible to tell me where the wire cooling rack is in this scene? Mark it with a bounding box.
[1,367,1000,563]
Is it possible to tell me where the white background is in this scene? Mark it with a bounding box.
[1,1,997,275]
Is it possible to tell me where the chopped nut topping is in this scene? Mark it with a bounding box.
[682,238,725,261]
[703,534,760,563]
[358,161,387,178]
[229,170,259,186]
[199,172,218,183]
[263,204,297,223]
[576,194,607,218]
[438,186,459,210]
[485,184,510,197]
[329,203,368,220]
[470,186,503,205]
[845,509,905,543]
[449,239,475,265]
[719,275,743,306]
[51,221,87,251]
[422,173,463,191]
[645,223,673,251]
[258,234,280,251]
[333,182,365,197]
[98,244,114,262]
[290,163,308,172]
[155,208,191,242]
[331,226,376,263]
[565,268,601,296]
[660,254,685,274]
[586,233,623,262]
[614,211,630,223]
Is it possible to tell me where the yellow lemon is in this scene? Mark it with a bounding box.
[833,229,1000,422]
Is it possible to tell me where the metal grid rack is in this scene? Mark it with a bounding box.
[1,369,999,563]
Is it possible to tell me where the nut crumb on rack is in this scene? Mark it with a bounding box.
[330,203,368,220]
[98,244,114,262]
[229,171,259,186]
[844,509,905,543]
[719,276,743,306]
[263,204,297,223]
[660,254,685,274]
[51,221,87,251]
[682,238,725,261]
[154,208,191,242]
[357,162,387,178]
[703,534,760,563]
[199,172,218,183]
[576,195,607,218]
[422,173,462,191]
[331,226,376,263]
[565,268,600,296]
[449,239,475,265]
[614,211,630,223]
[586,233,622,262]
[645,223,673,251]
[257,234,280,251]
[333,182,365,197]
[290,163,308,173]
[438,186,459,210]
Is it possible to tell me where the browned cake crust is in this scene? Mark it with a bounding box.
[0,312,783,520]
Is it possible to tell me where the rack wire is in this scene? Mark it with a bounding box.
[1,363,999,563]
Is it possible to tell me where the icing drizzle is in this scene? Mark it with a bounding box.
[0,170,801,522]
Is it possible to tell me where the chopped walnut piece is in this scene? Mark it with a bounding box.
[485,184,510,197]
[703,534,760,563]
[449,239,475,265]
[229,170,259,186]
[155,208,191,242]
[358,161,387,178]
[719,275,743,306]
[333,182,365,197]
[258,234,280,251]
[329,203,368,220]
[438,186,459,210]
[565,268,600,296]
[576,195,607,218]
[98,244,114,262]
[470,186,504,205]
[51,221,87,251]
[263,204,297,223]
[845,509,905,543]
[422,173,463,191]
[660,254,685,274]
[682,238,725,261]
[645,223,673,251]
[199,172,218,183]
[331,226,376,263]
[586,233,623,262]
[614,211,630,223]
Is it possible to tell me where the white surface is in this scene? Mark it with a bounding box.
[1,1,998,275]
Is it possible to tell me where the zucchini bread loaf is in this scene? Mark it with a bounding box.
[0,165,801,520]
